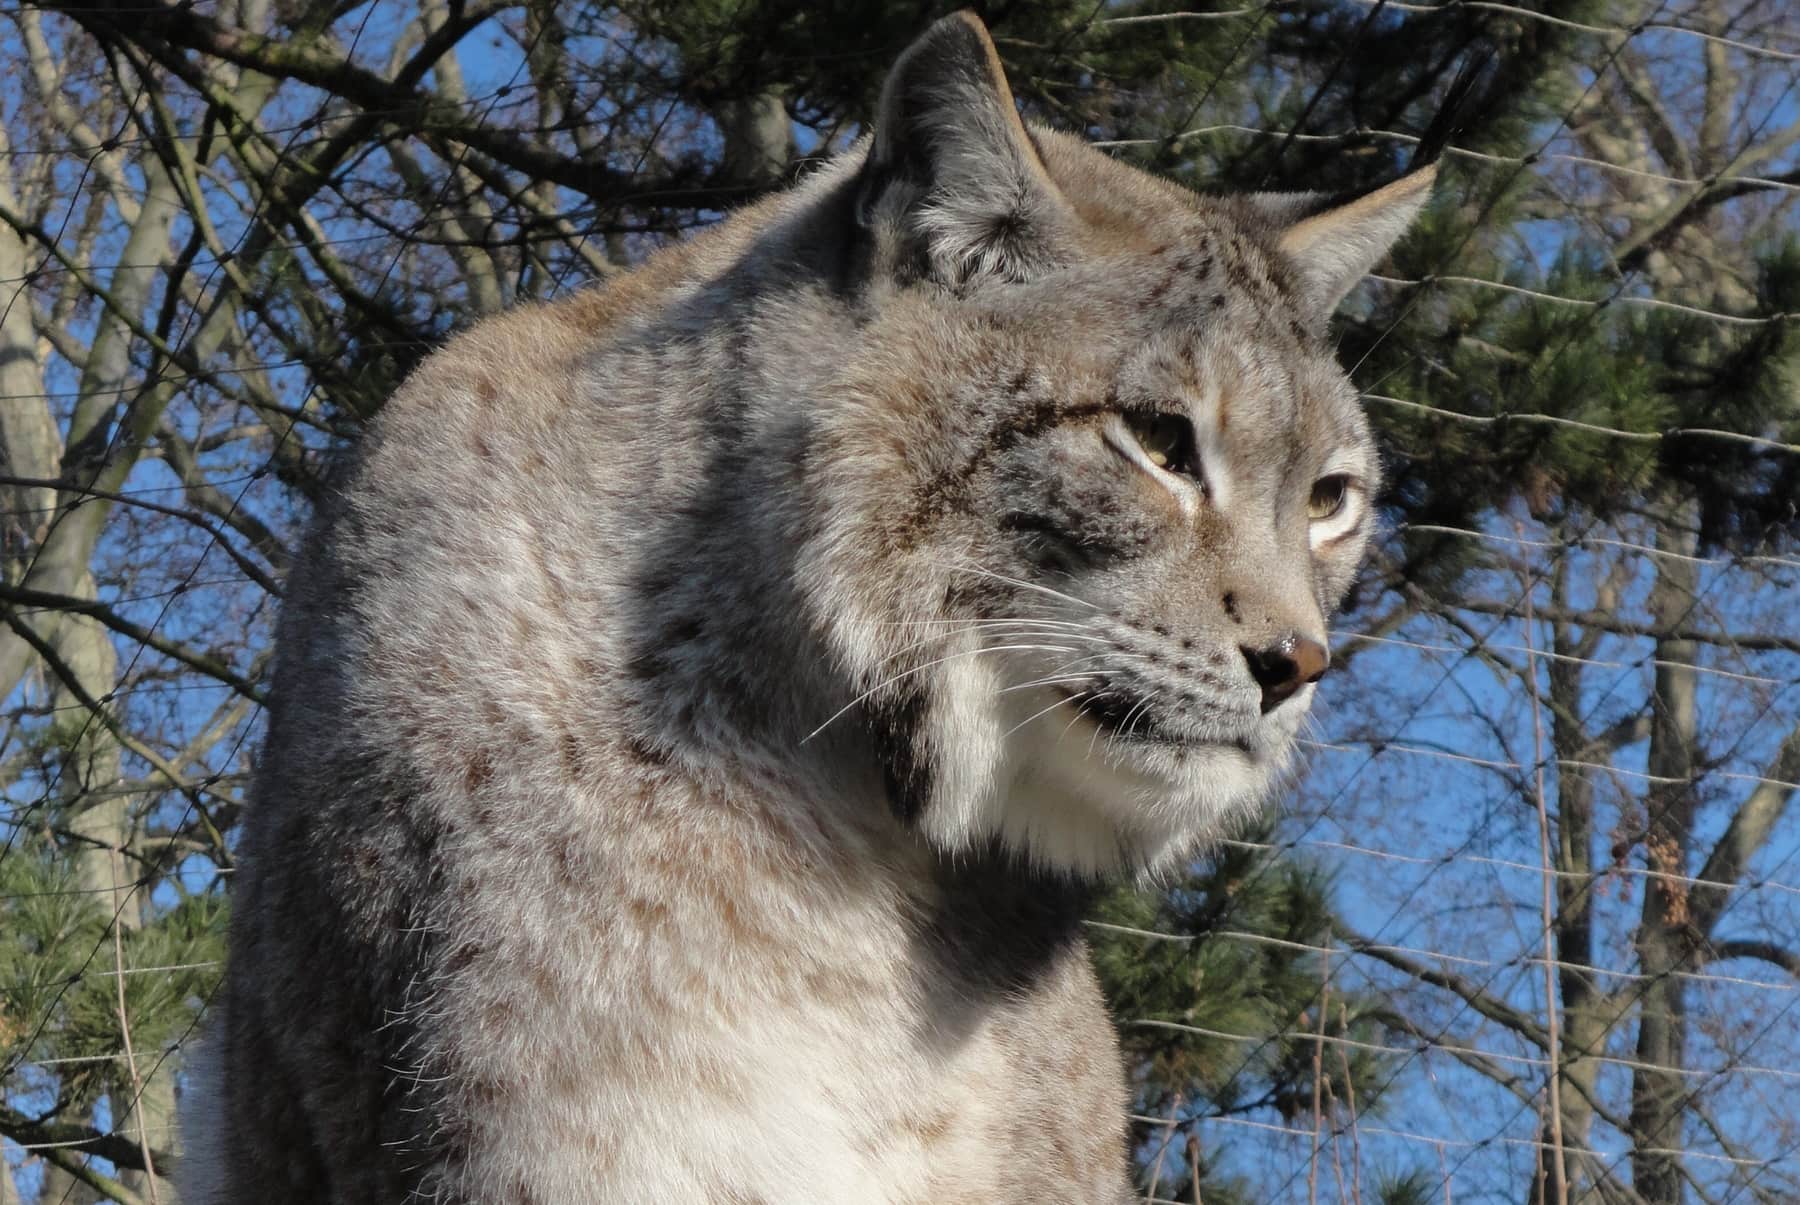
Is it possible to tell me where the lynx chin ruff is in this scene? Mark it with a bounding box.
[182,12,1433,1202]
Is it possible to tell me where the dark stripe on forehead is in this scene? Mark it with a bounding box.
[1213,230,1327,345]
[898,396,1112,549]
[1277,362,1307,481]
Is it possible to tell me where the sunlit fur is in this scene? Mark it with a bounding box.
[182,14,1431,1203]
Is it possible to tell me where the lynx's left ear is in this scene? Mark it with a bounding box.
[1275,166,1437,314]
[858,11,1075,284]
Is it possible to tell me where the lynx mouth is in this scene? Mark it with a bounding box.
[1055,688,1234,749]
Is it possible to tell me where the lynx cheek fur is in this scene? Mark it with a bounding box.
[181,13,1433,1203]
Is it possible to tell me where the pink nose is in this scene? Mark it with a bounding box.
[1240,632,1330,713]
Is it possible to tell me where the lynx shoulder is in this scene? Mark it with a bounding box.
[181,12,1432,1202]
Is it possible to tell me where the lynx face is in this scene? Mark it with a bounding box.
[801,14,1431,875]
[957,301,1377,873]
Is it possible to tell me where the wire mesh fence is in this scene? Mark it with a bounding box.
[0,0,1795,1201]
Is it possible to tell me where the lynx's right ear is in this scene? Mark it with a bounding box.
[857,11,1075,284]
[1273,166,1437,314]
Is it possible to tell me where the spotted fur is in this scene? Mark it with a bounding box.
[180,13,1432,1202]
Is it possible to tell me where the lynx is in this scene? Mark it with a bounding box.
[180,12,1433,1202]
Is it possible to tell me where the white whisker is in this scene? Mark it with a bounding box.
[929,560,1101,612]
[1085,690,1124,759]
[1001,691,1085,741]
[998,673,1097,697]
[1055,696,1093,749]
[997,649,1114,693]
[802,642,1084,743]
[1108,695,1158,756]
[875,615,1094,632]
[877,622,1098,666]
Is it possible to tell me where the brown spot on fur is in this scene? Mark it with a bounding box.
[444,941,482,975]
[623,732,672,767]
[559,729,585,779]
[1144,268,1176,306]
[1051,1131,1079,1180]
[717,894,765,950]
[797,964,877,1008]
[1224,254,1257,295]
[549,833,585,888]
[525,538,571,617]
[902,1108,954,1145]
[481,995,520,1031]
[625,894,673,928]
[464,752,494,792]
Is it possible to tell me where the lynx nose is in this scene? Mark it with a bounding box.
[1240,632,1330,713]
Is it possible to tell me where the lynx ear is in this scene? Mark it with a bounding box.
[1275,166,1437,313]
[859,11,1073,283]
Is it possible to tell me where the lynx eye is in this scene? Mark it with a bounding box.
[1125,412,1196,475]
[1308,475,1351,521]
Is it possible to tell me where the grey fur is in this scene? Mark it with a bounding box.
[180,13,1432,1202]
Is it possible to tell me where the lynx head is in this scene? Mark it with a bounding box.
[795,12,1433,875]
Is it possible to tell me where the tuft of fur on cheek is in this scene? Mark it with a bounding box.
[909,653,1012,851]
[793,497,1018,848]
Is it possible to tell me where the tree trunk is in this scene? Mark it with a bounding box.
[1535,628,1597,1203]
[713,90,794,188]
[1628,501,1701,1203]
[1529,548,1633,1205]
[0,122,62,570]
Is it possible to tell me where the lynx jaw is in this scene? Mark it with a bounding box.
[991,681,1294,874]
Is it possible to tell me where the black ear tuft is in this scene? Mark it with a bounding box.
[858,11,1074,285]
[1410,50,1496,171]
